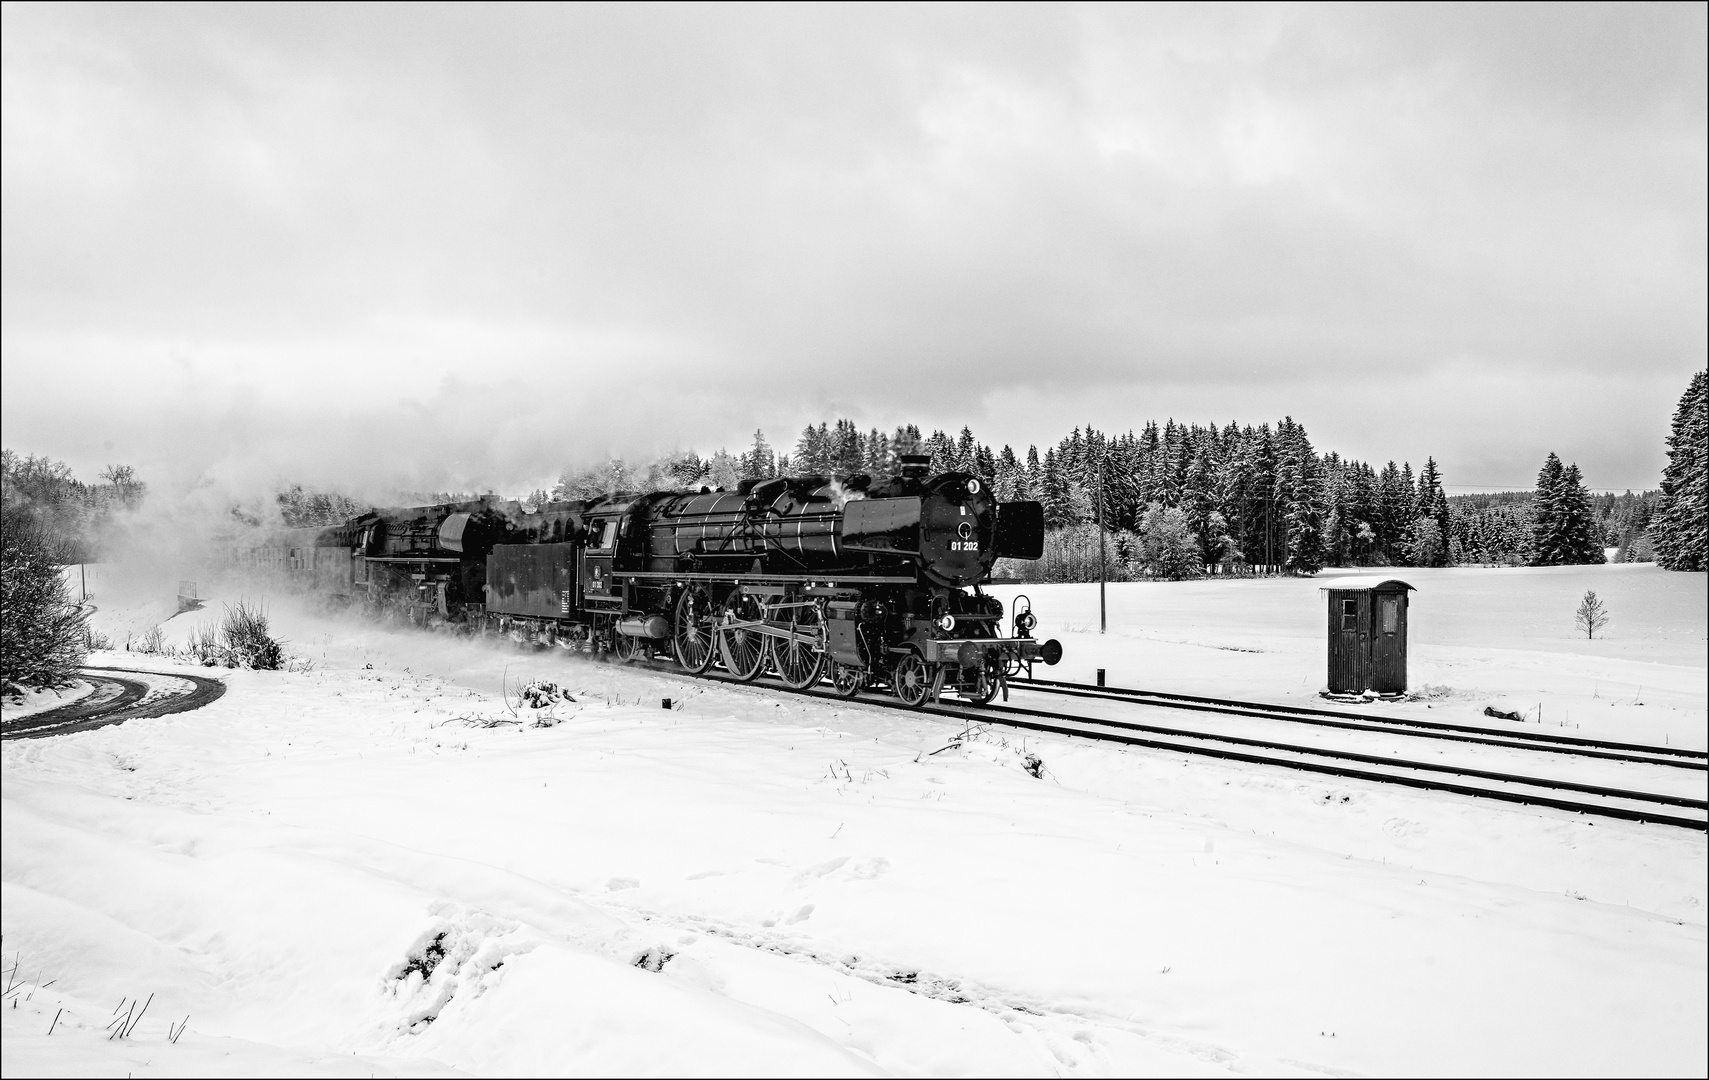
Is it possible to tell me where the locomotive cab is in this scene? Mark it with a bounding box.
[582,513,622,604]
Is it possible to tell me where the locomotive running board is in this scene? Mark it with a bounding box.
[620,571,917,586]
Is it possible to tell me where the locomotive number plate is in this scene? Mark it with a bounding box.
[951,541,980,552]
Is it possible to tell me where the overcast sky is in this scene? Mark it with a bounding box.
[3,2,1704,497]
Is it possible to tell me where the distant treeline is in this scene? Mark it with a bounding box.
[271,484,368,528]
[556,417,1454,578]
[1448,487,1659,565]
[0,450,146,563]
[546,369,1704,579]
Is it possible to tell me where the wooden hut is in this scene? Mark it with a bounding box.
[1320,578,1415,695]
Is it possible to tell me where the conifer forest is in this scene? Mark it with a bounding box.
[547,370,1705,583]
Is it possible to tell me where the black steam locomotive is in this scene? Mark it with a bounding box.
[281,455,1061,706]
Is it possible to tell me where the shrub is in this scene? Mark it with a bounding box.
[1,516,87,693]
[1005,525,1141,583]
[222,600,284,669]
[186,600,285,669]
[1137,503,1205,580]
[518,679,573,708]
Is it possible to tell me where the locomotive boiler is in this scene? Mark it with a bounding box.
[481,455,1061,705]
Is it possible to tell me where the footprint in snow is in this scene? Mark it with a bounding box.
[791,855,851,884]
[784,904,815,924]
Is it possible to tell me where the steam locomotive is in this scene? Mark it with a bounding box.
[278,455,1061,706]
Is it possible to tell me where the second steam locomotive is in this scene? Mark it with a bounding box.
[285,455,1062,706]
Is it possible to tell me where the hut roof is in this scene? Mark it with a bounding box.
[1316,577,1416,594]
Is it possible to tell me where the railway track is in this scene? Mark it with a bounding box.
[1013,676,1709,770]
[1,666,227,741]
[667,663,1707,831]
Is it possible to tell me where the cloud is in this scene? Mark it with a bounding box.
[3,3,1703,494]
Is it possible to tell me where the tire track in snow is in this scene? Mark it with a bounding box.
[1,667,226,741]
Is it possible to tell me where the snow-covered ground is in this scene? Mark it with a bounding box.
[1,681,93,722]
[991,564,1708,750]
[3,565,1705,1076]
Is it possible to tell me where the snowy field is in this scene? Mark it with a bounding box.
[3,565,1705,1076]
[991,564,1708,750]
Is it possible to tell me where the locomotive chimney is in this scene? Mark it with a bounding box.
[899,454,931,479]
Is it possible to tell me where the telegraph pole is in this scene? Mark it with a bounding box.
[1096,453,1107,634]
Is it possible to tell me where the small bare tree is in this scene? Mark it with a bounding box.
[1575,589,1610,639]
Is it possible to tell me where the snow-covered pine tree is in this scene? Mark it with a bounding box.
[1136,421,1161,508]
[1373,461,1404,563]
[1156,420,1186,507]
[1558,464,1605,564]
[1323,488,1352,566]
[1652,370,1706,571]
[1344,463,1377,564]
[705,450,740,491]
[864,428,889,477]
[793,424,829,475]
[1529,453,1567,564]
[994,445,1023,500]
[890,424,924,461]
[739,430,774,480]
[1181,447,1221,568]
[923,430,953,474]
[954,427,977,474]
[1041,449,1071,528]
[839,420,869,475]
[1276,418,1324,575]
[1406,457,1451,566]
[668,451,706,487]
[1106,432,1144,531]
[1063,427,1087,487]
[1419,457,1451,546]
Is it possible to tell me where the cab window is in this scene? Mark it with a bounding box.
[594,520,617,550]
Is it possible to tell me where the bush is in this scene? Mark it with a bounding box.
[1005,524,1141,583]
[1136,503,1205,580]
[1,516,88,693]
[186,600,285,670]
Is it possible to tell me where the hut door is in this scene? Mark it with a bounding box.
[1370,593,1407,693]
[1336,596,1370,692]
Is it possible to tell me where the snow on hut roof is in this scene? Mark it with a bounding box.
[1316,577,1416,594]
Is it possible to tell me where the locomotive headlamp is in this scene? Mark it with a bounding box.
[966,479,981,494]
[937,614,956,632]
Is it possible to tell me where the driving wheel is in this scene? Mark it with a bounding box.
[768,602,826,690]
[673,586,717,674]
[718,594,768,682]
